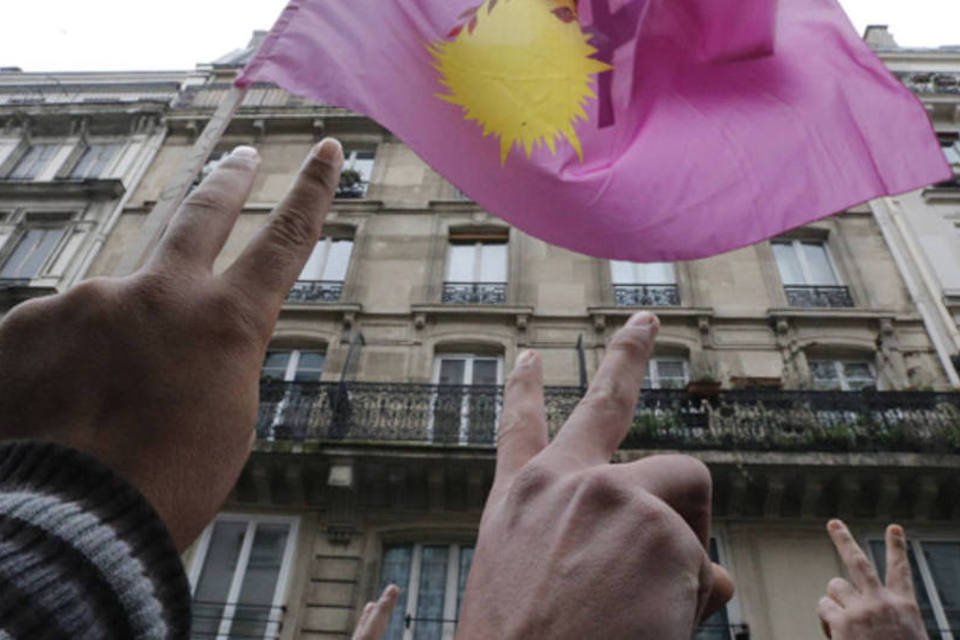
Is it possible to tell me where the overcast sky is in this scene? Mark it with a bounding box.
[3,0,958,72]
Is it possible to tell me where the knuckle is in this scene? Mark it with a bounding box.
[827,577,849,594]
[183,187,230,216]
[497,409,526,441]
[852,554,875,576]
[267,205,318,252]
[576,470,629,507]
[507,464,556,505]
[610,326,655,360]
[581,380,636,419]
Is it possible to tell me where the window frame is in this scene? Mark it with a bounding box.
[298,236,355,284]
[4,142,61,181]
[695,530,745,640]
[0,211,74,282]
[643,357,690,390]
[610,260,677,285]
[772,239,844,287]
[65,140,124,180]
[379,541,476,640]
[445,238,509,285]
[187,513,301,640]
[866,534,960,640]
[262,348,327,382]
[809,358,877,392]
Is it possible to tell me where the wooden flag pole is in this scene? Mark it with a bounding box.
[115,84,248,275]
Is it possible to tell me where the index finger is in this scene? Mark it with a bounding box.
[224,138,343,311]
[885,524,916,598]
[827,519,882,593]
[551,312,658,465]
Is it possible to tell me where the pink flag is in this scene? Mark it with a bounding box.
[238,0,951,261]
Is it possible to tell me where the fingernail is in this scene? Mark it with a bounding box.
[232,145,259,161]
[889,524,905,538]
[627,311,658,328]
[827,519,845,532]
[313,138,343,166]
[516,350,538,366]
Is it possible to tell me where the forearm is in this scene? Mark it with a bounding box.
[0,441,191,639]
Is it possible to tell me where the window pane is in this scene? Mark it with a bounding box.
[322,239,353,281]
[0,227,65,279]
[446,244,475,282]
[478,243,507,283]
[193,521,248,638]
[294,351,326,382]
[843,363,875,391]
[610,260,636,285]
[379,546,413,640]
[871,541,941,638]
[8,144,57,180]
[438,359,466,386]
[801,243,839,285]
[456,546,474,623]
[471,360,498,386]
[811,361,841,391]
[944,144,960,166]
[349,151,376,182]
[299,242,328,281]
[642,362,654,390]
[229,523,290,640]
[70,143,121,179]
[414,546,449,640]
[262,352,291,381]
[772,242,804,285]
[923,543,960,634]
[656,360,688,389]
[638,262,676,285]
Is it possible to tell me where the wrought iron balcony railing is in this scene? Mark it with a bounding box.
[784,285,854,309]
[286,280,344,303]
[896,71,960,96]
[442,282,507,305]
[191,600,285,639]
[256,383,960,454]
[613,284,680,307]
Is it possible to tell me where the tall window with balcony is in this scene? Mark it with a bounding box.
[869,537,960,639]
[189,514,298,640]
[772,239,853,308]
[4,144,59,181]
[378,542,474,640]
[611,261,680,307]
[337,149,376,198]
[432,354,501,445]
[288,236,353,303]
[642,357,690,390]
[259,349,326,440]
[0,214,69,284]
[443,234,508,305]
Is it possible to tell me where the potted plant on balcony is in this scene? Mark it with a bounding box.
[687,352,723,398]
[337,167,364,198]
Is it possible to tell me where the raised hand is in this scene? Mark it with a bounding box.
[818,520,927,640]
[0,140,343,549]
[456,312,734,640]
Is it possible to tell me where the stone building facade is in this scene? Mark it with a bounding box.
[4,28,960,640]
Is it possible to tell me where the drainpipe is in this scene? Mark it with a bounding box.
[871,196,960,387]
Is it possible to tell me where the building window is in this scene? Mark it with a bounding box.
[5,144,59,181]
[0,223,67,281]
[695,539,746,640]
[772,239,854,308]
[611,261,680,307]
[261,349,326,382]
[188,514,298,640]
[68,142,122,179]
[378,543,475,640]
[432,354,502,445]
[287,237,353,303]
[337,149,376,198]
[642,358,690,390]
[810,359,876,391]
[443,235,508,305]
[869,538,960,639]
[937,134,960,189]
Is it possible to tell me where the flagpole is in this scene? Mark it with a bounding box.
[116,84,248,275]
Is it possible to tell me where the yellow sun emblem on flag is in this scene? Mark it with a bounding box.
[430,0,611,164]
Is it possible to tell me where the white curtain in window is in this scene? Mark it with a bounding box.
[299,238,354,282]
[445,242,508,283]
[773,240,840,286]
[611,260,676,285]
